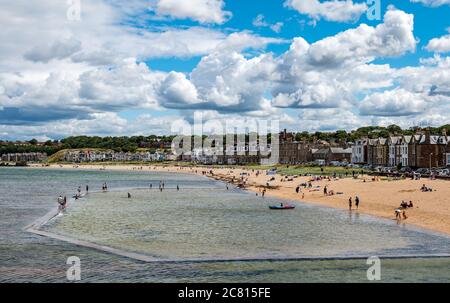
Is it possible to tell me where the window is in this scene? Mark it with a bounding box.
[447,153,450,166]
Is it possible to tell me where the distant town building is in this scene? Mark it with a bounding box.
[278,129,350,165]
[62,150,171,163]
[367,138,388,167]
[1,152,47,162]
[182,142,271,165]
[351,139,368,164]
[354,129,450,169]
[279,129,311,164]
[312,147,352,164]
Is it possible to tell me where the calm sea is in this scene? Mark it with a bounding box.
[1,167,449,282]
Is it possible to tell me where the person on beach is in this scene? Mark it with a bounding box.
[295,186,300,194]
[57,195,65,211]
[348,197,352,210]
[355,196,360,209]
[402,210,408,219]
[400,201,408,209]
[177,185,179,191]
[324,186,328,196]
[408,201,413,208]
[395,208,402,220]
[86,185,89,193]
[128,192,131,199]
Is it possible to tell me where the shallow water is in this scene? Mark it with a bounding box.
[1,167,450,282]
[45,186,450,260]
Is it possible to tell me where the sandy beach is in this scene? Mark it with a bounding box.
[30,163,450,236]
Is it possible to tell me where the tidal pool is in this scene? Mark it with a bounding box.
[2,168,450,282]
[42,176,450,261]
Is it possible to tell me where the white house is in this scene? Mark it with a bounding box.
[351,139,367,164]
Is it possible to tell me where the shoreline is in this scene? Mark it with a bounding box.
[20,166,450,264]
[23,163,450,236]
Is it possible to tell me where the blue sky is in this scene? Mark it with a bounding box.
[0,0,449,140]
[145,0,450,67]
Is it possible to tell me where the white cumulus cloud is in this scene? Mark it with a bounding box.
[155,0,232,24]
[410,0,450,7]
[359,89,429,116]
[426,33,450,53]
[285,0,368,23]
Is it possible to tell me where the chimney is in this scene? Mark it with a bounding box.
[424,127,431,144]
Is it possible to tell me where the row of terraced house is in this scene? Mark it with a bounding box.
[278,129,352,165]
[1,152,48,162]
[351,130,450,168]
[62,150,175,163]
[179,143,272,165]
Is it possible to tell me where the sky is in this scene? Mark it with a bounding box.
[0,0,449,141]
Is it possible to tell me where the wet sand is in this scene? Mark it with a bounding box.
[31,163,450,236]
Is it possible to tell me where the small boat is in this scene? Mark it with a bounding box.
[269,204,295,210]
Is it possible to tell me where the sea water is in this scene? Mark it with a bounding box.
[1,167,450,282]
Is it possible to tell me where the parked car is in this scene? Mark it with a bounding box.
[415,168,430,175]
[330,161,345,167]
[399,167,413,173]
[435,168,450,176]
[346,163,361,168]
[382,167,395,173]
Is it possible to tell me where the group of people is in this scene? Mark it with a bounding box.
[57,184,85,211]
[348,196,360,210]
[420,184,433,192]
[102,183,108,191]
[159,181,165,191]
[395,208,408,220]
[323,186,337,196]
[400,200,414,208]
[256,188,266,197]
[395,200,414,221]
[59,182,93,210]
